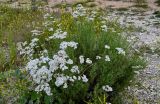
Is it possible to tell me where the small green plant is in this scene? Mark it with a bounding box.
[134,0,148,8]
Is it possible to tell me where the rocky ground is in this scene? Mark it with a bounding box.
[107,7,160,104]
[1,0,159,10]
[48,0,160,10]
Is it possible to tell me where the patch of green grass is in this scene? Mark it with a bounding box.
[0,5,44,71]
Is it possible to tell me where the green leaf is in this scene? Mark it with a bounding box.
[44,95,52,104]
[31,91,41,101]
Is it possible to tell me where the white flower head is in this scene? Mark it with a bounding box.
[16,42,23,51]
[31,38,39,43]
[86,58,92,64]
[79,55,85,64]
[48,29,67,40]
[66,59,73,64]
[96,56,101,60]
[67,41,78,49]
[72,4,86,18]
[43,13,50,19]
[105,45,110,49]
[35,83,52,96]
[105,55,111,62]
[102,85,113,92]
[116,48,125,55]
[31,30,41,36]
[101,25,108,32]
[48,28,54,31]
[63,83,68,88]
[81,75,88,82]
[73,76,77,80]
[72,11,79,18]
[44,85,52,96]
[60,41,78,50]
[55,76,67,87]
[71,65,79,73]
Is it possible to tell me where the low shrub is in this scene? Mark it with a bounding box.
[2,4,145,104]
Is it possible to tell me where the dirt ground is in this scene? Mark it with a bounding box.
[48,0,160,10]
[0,0,159,10]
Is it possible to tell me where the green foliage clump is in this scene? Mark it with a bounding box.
[16,6,145,104]
[0,4,145,104]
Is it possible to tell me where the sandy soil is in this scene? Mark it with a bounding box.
[95,0,134,9]
[48,0,160,10]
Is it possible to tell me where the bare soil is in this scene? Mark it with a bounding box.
[48,0,160,10]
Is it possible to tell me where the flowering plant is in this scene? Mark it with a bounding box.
[17,4,145,103]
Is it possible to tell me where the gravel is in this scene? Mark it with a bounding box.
[107,8,160,104]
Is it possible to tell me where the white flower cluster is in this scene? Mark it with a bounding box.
[35,83,52,96]
[24,45,89,95]
[79,55,92,64]
[31,29,42,36]
[17,38,39,59]
[43,13,51,19]
[72,4,86,18]
[115,48,125,56]
[17,6,128,97]
[105,44,110,49]
[43,20,55,27]
[79,55,85,64]
[96,56,101,60]
[105,55,111,62]
[60,41,78,50]
[86,58,92,64]
[87,11,97,21]
[17,38,126,96]
[71,65,79,73]
[102,85,113,92]
[101,25,108,32]
[19,29,89,96]
[48,27,54,32]
[17,41,27,51]
[48,29,67,40]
